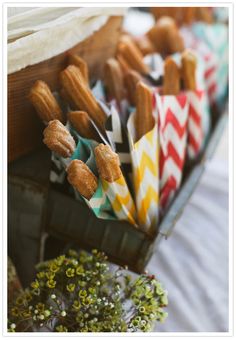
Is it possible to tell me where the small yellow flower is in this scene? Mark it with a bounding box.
[31,280,39,289]
[46,279,56,289]
[72,300,81,310]
[76,266,84,275]
[46,271,55,280]
[11,307,20,316]
[37,271,45,279]
[56,325,68,332]
[66,283,75,292]
[32,288,40,296]
[66,268,75,278]
[44,310,51,318]
[36,303,45,312]
[79,289,87,299]
[55,255,65,266]
[22,310,31,318]
[49,263,60,273]
[25,292,32,302]
[16,296,24,305]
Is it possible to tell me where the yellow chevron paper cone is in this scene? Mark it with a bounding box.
[101,175,137,226]
[127,112,159,232]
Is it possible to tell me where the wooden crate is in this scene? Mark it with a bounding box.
[8,16,123,163]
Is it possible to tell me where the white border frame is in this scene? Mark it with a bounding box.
[1,1,234,339]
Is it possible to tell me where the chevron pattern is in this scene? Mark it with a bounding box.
[127,111,159,231]
[105,105,132,182]
[156,93,189,212]
[181,26,218,104]
[203,53,218,104]
[187,90,205,159]
[85,180,115,220]
[102,175,137,226]
[192,22,228,102]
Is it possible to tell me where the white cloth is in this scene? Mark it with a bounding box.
[149,124,228,332]
[7,7,126,74]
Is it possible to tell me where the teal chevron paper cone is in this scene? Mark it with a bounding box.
[192,23,228,104]
[85,180,116,220]
[71,137,98,175]
[70,137,116,219]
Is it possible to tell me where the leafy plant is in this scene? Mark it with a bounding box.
[8,249,168,332]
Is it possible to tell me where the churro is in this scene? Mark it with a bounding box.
[67,160,98,200]
[95,143,122,182]
[116,54,131,75]
[195,7,213,24]
[147,16,184,55]
[29,80,63,123]
[43,119,76,158]
[181,50,197,91]
[117,36,150,74]
[163,57,181,95]
[124,70,142,106]
[68,54,89,84]
[60,65,106,132]
[67,111,100,141]
[104,58,125,103]
[133,35,156,56]
[135,81,155,141]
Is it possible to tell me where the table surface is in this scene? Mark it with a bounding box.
[149,122,229,332]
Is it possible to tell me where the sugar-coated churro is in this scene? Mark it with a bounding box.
[95,143,122,182]
[68,54,89,84]
[104,58,125,103]
[117,36,150,74]
[135,81,155,141]
[60,65,106,132]
[67,160,98,200]
[124,70,142,106]
[181,50,197,91]
[163,57,181,95]
[43,119,76,158]
[67,111,100,141]
[147,16,184,55]
[29,80,64,123]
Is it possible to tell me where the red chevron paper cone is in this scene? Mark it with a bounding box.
[203,53,218,105]
[187,89,205,159]
[156,92,189,212]
[181,27,218,104]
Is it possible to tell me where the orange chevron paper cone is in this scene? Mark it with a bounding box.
[127,111,159,232]
[187,89,206,159]
[156,92,189,212]
[101,175,137,226]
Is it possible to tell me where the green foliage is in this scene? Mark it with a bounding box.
[8,249,168,332]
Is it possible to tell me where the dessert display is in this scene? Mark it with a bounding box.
[28,7,228,238]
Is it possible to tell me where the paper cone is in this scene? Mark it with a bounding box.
[187,89,209,159]
[181,27,218,105]
[127,109,159,232]
[156,92,189,212]
[105,105,133,189]
[101,175,137,226]
[71,137,115,219]
[192,22,228,104]
[85,180,116,220]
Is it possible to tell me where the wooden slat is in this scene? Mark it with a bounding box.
[8,16,122,162]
